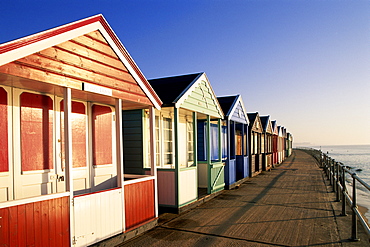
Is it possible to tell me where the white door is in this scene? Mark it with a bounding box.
[13,89,58,199]
[0,86,13,202]
[89,103,117,192]
[56,98,91,195]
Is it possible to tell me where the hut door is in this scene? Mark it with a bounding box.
[90,103,117,192]
[57,98,90,194]
[0,86,13,202]
[13,89,57,199]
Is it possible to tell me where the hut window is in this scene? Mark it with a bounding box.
[187,120,194,165]
[0,88,8,172]
[92,104,113,166]
[244,130,247,157]
[235,129,242,156]
[60,101,87,168]
[221,125,227,160]
[261,134,265,153]
[155,116,160,167]
[163,118,173,165]
[210,121,219,161]
[20,92,53,171]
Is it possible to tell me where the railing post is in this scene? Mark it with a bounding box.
[329,159,333,186]
[351,174,359,241]
[335,162,340,202]
[341,167,347,216]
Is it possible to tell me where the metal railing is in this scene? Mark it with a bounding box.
[320,151,370,241]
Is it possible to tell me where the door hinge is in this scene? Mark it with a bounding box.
[72,236,77,245]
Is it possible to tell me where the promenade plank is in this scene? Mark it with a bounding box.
[118,150,369,247]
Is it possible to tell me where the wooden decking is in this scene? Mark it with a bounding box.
[120,150,369,247]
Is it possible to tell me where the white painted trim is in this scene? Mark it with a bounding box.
[63,87,74,247]
[0,22,101,67]
[95,23,161,110]
[115,98,126,231]
[149,106,158,216]
[0,192,70,209]
[173,73,203,106]
[227,95,249,124]
[0,14,161,110]
[123,175,155,186]
[174,73,224,118]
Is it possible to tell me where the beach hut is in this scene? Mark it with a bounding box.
[271,120,279,166]
[217,95,249,189]
[260,116,273,171]
[286,132,293,157]
[277,126,285,164]
[123,72,224,213]
[282,127,287,160]
[247,113,263,177]
[0,15,162,246]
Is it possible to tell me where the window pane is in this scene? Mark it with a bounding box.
[60,101,87,168]
[187,120,194,163]
[235,129,242,156]
[21,92,53,171]
[0,88,8,172]
[92,105,112,166]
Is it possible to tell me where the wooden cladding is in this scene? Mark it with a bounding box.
[124,179,155,230]
[0,196,70,246]
[0,30,152,106]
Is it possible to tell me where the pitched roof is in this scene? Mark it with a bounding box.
[148,73,201,107]
[247,112,258,124]
[0,14,162,109]
[217,95,238,117]
[260,116,270,131]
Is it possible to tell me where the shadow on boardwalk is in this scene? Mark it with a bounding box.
[119,150,369,247]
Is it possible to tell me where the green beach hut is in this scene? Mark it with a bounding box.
[122,72,224,213]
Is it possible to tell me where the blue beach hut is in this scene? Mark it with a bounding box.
[217,95,249,189]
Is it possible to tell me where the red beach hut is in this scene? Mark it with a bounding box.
[0,15,162,246]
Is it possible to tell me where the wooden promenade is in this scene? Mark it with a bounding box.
[117,150,369,247]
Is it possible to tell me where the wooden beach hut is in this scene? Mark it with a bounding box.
[271,120,279,166]
[217,95,249,189]
[123,72,224,213]
[260,116,273,171]
[0,15,162,246]
[247,113,263,177]
[277,126,285,164]
[286,132,293,157]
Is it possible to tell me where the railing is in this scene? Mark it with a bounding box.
[320,151,370,241]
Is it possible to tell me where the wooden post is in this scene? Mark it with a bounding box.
[149,106,158,217]
[206,115,211,194]
[218,119,222,162]
[115,98,126,230]
[174,107,179,207]
[63,87,74,246]
[193,112,198,198]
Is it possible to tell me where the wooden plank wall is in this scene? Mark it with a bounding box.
[0,196,69,246]
[0,30,151,107]
[122,110,144,174]
[124,179,155,230]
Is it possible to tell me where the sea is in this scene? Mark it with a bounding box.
[312,145,370,222]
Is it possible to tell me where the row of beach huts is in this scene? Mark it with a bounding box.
[0,15,293,246]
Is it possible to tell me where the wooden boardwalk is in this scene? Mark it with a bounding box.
[119,150,369,247]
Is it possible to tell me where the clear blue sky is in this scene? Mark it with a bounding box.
[1,0,369,146]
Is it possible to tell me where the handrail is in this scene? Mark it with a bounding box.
[318,150,370,241]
